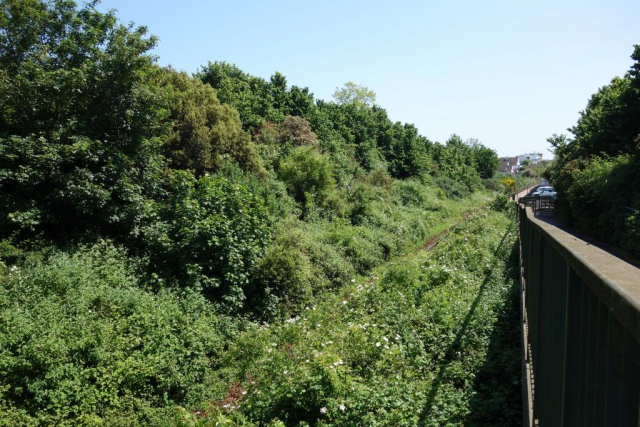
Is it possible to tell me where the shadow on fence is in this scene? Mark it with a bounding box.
[519,204,640,426]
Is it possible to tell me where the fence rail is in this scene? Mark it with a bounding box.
[518,204,640,426]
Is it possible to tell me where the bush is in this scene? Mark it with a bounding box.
[367,168,394,190]
[434,176,470,200]
[348,184,377,226]
[555,154,640,257]
[252,228,315,318]
[490,194,513,213]
[250,221,356,318]
[322,224,397,274]
[141,171,272,311]
[277,116,319,147]
[277,147,336,208]
[209,210,521,426]
[217,161,299,221]
[0,243,231,425]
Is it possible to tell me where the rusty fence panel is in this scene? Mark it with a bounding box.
[518,204,640,427]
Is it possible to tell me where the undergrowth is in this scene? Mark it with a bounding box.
[179,207,522,426]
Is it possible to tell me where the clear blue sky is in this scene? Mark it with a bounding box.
[99,0,639,157]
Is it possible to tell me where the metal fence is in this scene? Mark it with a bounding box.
[518,204,640,427]
[518,195,556,215]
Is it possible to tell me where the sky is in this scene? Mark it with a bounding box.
[98,0,639,157]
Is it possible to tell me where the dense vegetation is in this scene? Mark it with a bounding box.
[0,1,523,425]
[548,46,640,257]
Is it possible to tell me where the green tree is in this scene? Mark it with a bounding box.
[473,145,500,179]
[198,62,315,131]
[547,45,640,256]
[332,82,377,108]
[0,0,165,242]
[158,67,262,175]
[379,122,434,178]
[277,115,319,147]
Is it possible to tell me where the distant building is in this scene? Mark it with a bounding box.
[498,156,521,174]
[518,152,543,164]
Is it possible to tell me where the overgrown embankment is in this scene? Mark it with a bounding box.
[0,203,521,426]
[0,2,514,425]
[183,206,522,426]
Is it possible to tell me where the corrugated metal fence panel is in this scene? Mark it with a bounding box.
[519,205,640,427]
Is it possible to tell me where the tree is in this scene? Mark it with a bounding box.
[0,0,165,242]
[332,82,376,108]
[547,133,571,158]
[198,62,315,131]
[379,122,434,178]
[471,144,499,179]
[277,116,319,147]
[546,46,640,257]
[158,68,262,175]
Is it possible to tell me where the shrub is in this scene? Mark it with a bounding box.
[490,194,513,213]
[434,176,469,200]
[210,210,521,426]
[322,224,397,274]
[556,154,640,257]
[250,221,356,318]
[303,236,355,290]
[0,243,231,424]
[367,168,394,190]
[141,171,272,311]
[277,116,319,147]
[217,161,299,221]
[277,147,336,207]
[252,230,315,318]
[348,184,377,225]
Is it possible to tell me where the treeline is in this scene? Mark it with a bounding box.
[0,1,503,424]
[548,45,640,257]
[0,0,499,314]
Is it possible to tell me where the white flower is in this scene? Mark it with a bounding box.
[342,300,348,305]
[320,407,327,414]
[340,404,346,411]
[376,342,381,347]
[383,336,389,342]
